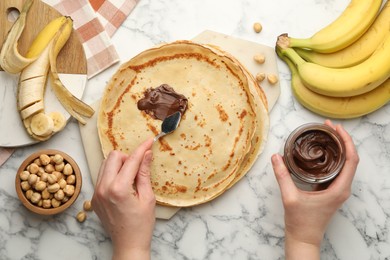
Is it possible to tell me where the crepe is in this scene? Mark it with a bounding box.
[98,41,269,207]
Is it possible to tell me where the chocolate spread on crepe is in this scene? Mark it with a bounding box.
[137,84,188,120]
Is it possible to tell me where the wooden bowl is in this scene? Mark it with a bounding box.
[15,149,82,215]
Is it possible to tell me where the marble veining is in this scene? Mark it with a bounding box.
[1,0,390,259]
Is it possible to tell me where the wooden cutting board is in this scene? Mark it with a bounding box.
[79,31,281,219]
[0,0,88,147]
[0,0,86,74]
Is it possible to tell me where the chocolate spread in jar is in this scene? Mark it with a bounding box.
[137,84,188,120]
[293,130,340,175]
[284,123,346,184]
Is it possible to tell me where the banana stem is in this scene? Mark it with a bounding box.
[288,37,312,49]
[278,46,306,67]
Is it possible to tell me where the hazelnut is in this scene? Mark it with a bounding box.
[42,199,51,209]
[19,171,30,181]
[54,162,65,172]
[63,185,75,197]
[51,198,61,208]
[267,74,279,85]
[58,179,67,189]
[25,190,33,200]
[28,163,39,174]
[253,22,262,33]
[83,200,93,211]
[256,72,266,83]
[30,192,41,204]
[27,174,38,186]
[47,174,58,185]
[54,189,65,201]
[39,154,51,166]
[253,54,265,64]
[66,175,76,185]
[47,183,60,193]
[76,211,86,223]
[35,181,47,192]
[21,181,31,191]
[53,154,64,164]
[63,163,73,176]
[41,188,51,200]
[44,164,55,173]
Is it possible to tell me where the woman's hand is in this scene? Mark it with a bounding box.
[92,138,155,260]
[271,120,359,259]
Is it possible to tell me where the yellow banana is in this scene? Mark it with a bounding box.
[18,16,71,115]
[277,48,390,118]
[295,1,390,68]
[286,0,382,53]
[276,34,390,97]
[49,19,94,125]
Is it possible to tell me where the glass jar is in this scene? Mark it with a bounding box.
[283,123,346,184]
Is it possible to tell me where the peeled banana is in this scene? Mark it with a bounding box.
[295,1,390,68]
[277,34,390,97]
[286,0,382,53]
[277,49,390,118]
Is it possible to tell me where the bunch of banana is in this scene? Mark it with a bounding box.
[0,0,94,141]
[276,0,390,118]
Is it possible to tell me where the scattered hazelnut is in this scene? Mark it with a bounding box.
[253,54,265,64]
[253,22,262,33]
[83,200,93,211]
[267,74,279,85]
[76,211,87,223]
[256,73,266,83]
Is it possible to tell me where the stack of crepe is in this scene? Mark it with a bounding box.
[98,41,269,207]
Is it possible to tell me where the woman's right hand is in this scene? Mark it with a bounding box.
[271,120,359,259]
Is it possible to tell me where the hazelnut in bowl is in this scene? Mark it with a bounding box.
[15,149,82,215]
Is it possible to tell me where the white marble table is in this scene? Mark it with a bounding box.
[1,0,390,259]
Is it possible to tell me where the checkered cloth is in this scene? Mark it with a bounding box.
[89,0,139,37]
[0,0,138,166]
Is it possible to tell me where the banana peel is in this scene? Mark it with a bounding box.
[0,0,35,73]
[49,19,94,125]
